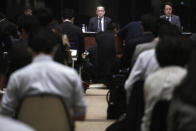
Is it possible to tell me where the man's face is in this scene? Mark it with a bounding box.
[164,5,172,17]
[96,6,105,18]
[24,9,32,16]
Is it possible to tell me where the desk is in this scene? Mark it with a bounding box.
[83,32,96,50]
[83,32,122,54]
[181,32,192,39]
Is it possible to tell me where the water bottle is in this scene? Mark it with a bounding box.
[82,24,85,33]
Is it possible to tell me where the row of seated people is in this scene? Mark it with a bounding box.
[0,6,120,87]
[0,8,89,86]
[0,6,195,131]
[0,5,122,129]
[0,8,87,131]
[106,16,196,131]
[82,13,176,83]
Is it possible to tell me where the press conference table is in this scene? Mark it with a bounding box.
[83,32,96,50]
[181,32,192,39]
[83,31,122,54]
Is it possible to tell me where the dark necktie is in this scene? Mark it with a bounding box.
[98,18,102,32]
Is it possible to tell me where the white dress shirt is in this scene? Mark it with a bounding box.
[125,49,159,102]
[166,16,171,22]
[0,115,35,131]
[141,66,187,131]
[0,55,86,119]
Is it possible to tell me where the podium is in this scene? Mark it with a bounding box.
[83,32,96,50]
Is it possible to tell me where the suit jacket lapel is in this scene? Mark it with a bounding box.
[104,16,106,31]
[95,17,98,30]
[171,15,175,24]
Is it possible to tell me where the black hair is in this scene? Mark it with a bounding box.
[156,36,191,67]
[106,22,120,31]
[164,2,173,9]
[24,5,32,10]
[158,24,181,38]
[28,29,57,54]
[61,8,75,20]
[17,15,40,34]
[0,19,17,51]
[152,18,170,37]
[141,14,157,32]
[33,8,54,27]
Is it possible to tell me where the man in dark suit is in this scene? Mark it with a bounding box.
[160,2,181,29]
[58,8,85,68]
[95,22,119,80]
[88,5,112,32]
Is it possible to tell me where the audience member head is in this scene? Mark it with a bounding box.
[96,5,105,19]
[156,36,191,67]
[33,8,54,27]
[106,22,120,33]
[48,20,59,32]
[50,23,63,35]
[0,14,17,51]
[140,14,157,33]
[61,8,75,23]
[17,15,40,40]
[163,2,173,17]
[152,18,170,37]
[28,29,57,55]
[158,23,181,39]
[24,5,32,16]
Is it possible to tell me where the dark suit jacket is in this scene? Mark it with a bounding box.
[58,21,85,63]
[7,39,32,80]
[118,21,143,43]
[160,14,181,28]
[88,16,111,32]
[121,33,154,69]
[95,31,116,78]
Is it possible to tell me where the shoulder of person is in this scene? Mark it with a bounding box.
[160,15,165,18]
[90,16,97,21]
[105,16,111,20]
[171,14,178,17]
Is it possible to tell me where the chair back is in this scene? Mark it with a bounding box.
[16,94,74,131]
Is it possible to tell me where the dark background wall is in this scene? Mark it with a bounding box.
[0,0,195,32]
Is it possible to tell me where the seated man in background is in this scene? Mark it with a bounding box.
[160,2,181,29]
[88,5,111,32]
[58,8,85,69]
[118,21,143,45]
[82,22,120,82]
[125,23,181,103]
[141,36,191,131]
[0,29,86,121]
[6,15,40,84]
[121,14,156,69]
